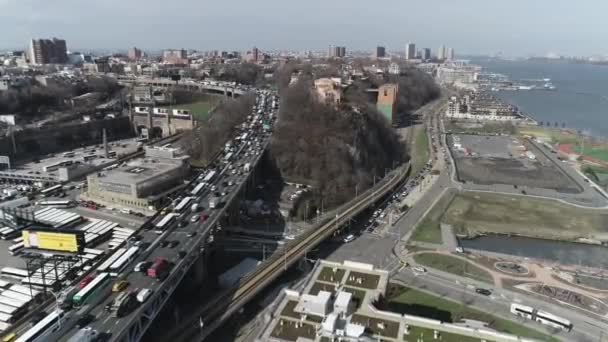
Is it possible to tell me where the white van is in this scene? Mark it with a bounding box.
[137,288,152,303]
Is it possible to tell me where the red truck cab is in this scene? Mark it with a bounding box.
[147,257,170,281]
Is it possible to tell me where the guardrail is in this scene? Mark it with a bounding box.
[165,162,412,341]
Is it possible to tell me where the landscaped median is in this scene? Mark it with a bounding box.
[413,252,494,284]
[385,285,560,342]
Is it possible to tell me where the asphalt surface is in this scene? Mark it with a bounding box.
[47,91,277,341]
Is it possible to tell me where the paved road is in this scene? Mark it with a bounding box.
[49,91,277,341]
[394,268,607,342]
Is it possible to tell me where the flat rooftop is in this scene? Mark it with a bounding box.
[0,138,141,182]
[96,155,187,185]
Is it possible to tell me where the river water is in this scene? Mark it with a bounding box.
[473,59,608,138]
[460,235,608,269]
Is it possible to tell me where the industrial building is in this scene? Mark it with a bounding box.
[377,83,399,125]
[84,146,189,212]
[446,91,523,121]
[259,259,534,342]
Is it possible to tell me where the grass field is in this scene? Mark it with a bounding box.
[442,191,608,240]
[410,190,456,244]
[517,126,578,144]
[388,286,559,341]
[161,98,220,121]
[411,126,430,174]
[574,145,608,162]
[413,253,494,284]
[446,120,517,135]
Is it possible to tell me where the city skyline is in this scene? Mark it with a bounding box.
[1,0,607,56]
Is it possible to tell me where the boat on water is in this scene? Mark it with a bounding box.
[543,83,557,90]
[518,85,534,90]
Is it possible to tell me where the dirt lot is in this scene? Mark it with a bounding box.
[449,134,580,193]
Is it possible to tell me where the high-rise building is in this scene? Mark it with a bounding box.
[162,49,188,64]
[438,45,446,60]
[252,47,259,62]
[422,48,431,61]
[405,43,416,60]
[127,47,142,61]
[374,46,386,59]
[28,38,68,64]
[328,45,346,58]
[446,47,455,60]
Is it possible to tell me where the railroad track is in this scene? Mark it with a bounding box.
[167,162,411,341]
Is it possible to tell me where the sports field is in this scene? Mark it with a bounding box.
[161,98,220,121]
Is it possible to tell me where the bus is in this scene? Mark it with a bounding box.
[35,201,74,208]
[97,248,126,273]
[72,273,111,308]
[0,268,28,280]
[39,185,62,197]
[174,197,193,213]
[155,213,177,234]
[191,183,205,196]
[510,303,572,331]
[108,246,139,274]
[203,170,216,183]
[8,243,23,256]
[14,309,76,342]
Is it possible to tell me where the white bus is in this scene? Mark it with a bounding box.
[191,183,205,196]
[510,303,572,331]
[39,185,62,197]
[108,246,139,274]
[1,267,28,280]
[174,197,193,213]
[35,200,74,208]
[15,309,76,342]
[155,213,177,234]
[8,242,23,256]
[97,248,126,273]
[203,170,217,183]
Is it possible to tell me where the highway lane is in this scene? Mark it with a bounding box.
[393,268,606,342]
[55,91,275,341]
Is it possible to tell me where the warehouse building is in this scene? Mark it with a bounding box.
[84,146,189,212]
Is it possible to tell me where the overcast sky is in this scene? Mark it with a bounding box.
[0,0,605,56]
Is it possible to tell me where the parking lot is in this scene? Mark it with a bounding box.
[449,134,581,193]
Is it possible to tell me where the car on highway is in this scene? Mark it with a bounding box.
[178,220,188,228]
[201,213,210,222]
[475,288,492,296]
[186,231,197,237]
[190,214,199,223]
[75,313,95,328]
[79,274,95,288]
[137,288,153,303]
[169,240,180,248]
[343,234,356,243]
[134,261,152,273]
[112,280,129,292]
[160,240,170,248]
[412,266,427,273]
